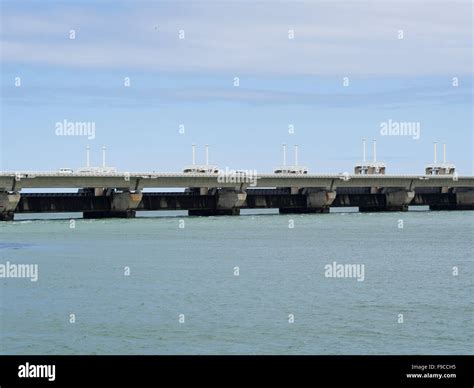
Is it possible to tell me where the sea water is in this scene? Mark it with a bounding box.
[0,210,472,354]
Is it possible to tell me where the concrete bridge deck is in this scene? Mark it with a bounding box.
[1,172,473,190]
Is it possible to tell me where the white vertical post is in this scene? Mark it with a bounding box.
[433,142,437,164]
[86,146,90,168]
[294,144,298,166]
[205,144,209,166]
[362,138,366,163]
[373,140,377,162]
[282,143,287,166]
[443,143,446,164]
[192,144,196,165]
[102,146,106,168]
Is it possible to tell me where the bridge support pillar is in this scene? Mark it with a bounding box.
[430,188,474,210]
[454,189,474,209]
[188,188,247,216]
[0,192,20,221]
[83,190,143,219]
[360,189,415,212]
[279,189,336,214]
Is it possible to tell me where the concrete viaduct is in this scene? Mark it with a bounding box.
[1,172,473,220]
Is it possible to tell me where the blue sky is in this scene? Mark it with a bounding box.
[1,0,472,174]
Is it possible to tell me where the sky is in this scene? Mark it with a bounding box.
[0,0,472,174]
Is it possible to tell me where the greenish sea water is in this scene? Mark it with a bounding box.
[1,210,473,354]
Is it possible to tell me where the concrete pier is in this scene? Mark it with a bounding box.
[8,187,474,219]
[279,188,336,214]
[83,189,143,219]
[0,192,21,221]
[429,188,474,211]
[188,188,247,216]
[359,188,415,212]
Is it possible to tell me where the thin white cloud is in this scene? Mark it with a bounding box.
[1,1,472,75]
